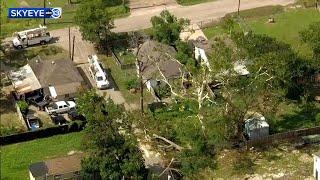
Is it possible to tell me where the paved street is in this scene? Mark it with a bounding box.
[114,0,294,32]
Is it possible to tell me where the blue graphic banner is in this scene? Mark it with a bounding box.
[8,8,62,19]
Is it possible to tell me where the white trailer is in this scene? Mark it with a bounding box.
[88,55,110,89]
[12,25,52,49]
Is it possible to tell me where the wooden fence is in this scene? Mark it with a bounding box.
[246,126,320,148]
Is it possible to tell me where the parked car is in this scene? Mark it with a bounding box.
[45,101,76,115]
[25,115,41,131]
[50,114,68,125]
[68,109,86,121]
[26,94,49,110]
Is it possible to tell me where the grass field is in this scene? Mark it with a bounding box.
[196,144,320,179]
[0,0,129,38]
[0,132,84,179]
[203,8,320,56]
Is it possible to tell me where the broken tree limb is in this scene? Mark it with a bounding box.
[153,134,183,151]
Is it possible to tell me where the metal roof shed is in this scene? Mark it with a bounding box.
[245,114,269,140]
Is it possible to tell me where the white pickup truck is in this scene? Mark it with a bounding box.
[45,101,76,115]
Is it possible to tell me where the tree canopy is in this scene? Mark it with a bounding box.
[75,0,114,49]
[151,10,189,45]
[76,90,146,179]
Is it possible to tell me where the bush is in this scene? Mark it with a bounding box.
[17,100,28,114]
[0,126,25,136]
[125,78,139,90]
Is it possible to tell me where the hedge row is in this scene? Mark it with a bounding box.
[0,120,86,146]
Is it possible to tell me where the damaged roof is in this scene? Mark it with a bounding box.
[137,40,183,80]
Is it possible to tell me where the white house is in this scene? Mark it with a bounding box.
[314,152,320,180]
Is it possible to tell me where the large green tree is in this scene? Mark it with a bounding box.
[151,10,189,45]
[75,0,114,49]
[76,90,146,179]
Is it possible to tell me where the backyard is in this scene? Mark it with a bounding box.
[203,7,320,57]
[197,143,320,179]
[0,132,84,179]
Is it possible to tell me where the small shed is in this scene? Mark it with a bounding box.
[314,152,320,180]
[244,113,269,140]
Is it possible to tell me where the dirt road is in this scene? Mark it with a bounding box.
[114,0,294,32]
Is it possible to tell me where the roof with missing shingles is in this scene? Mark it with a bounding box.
[137,40,183,80]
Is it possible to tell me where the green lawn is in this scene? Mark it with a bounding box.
[272,102,320,133]
[203,8,320,56]
[100,55,153,105]
[1,0,129,38]
[0,132,84,179]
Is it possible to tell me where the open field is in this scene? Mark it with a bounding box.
[203,7,320,57]
[0,132,84,179]
[0,0,129,38]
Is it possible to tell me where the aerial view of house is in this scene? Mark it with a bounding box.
[0,0,319,179]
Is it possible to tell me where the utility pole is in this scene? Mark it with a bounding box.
[135,42,144,115]
[139,60,144,115]
[237,0,241,16]
[43,0,46,25]
[68,27,71,59]
[71,36,75,61]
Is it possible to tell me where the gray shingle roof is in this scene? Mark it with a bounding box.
[137,40,183,80]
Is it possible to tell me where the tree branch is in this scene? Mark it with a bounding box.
[153,134,183,151]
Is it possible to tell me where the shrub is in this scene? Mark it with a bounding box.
[125,78,139,90]
[17,100,28,114]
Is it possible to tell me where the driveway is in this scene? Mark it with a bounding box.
[113,0,294,32]
[77,64,138,111]
[50,27,95,64]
